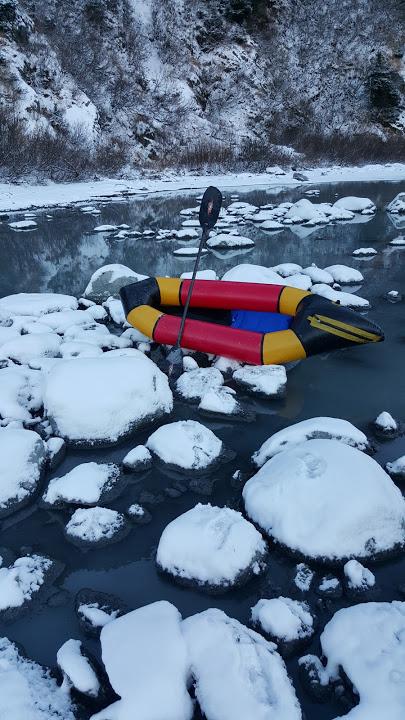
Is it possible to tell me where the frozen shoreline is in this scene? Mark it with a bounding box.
[1,162,405,213]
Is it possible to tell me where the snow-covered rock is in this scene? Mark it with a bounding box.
[127,503,152,524]
[384,290,402,303]
[75,588,127,637]
[173,246,208,256]
[0,293,77,320]
[0,637,76,720]
[0,333,62,364]
[373,410,399,437]
[207,233,254,248]
[343,559,375,591]
[252,416,369,467]
[57,639,100,698]
[226,201,258,216]
[311,283,370,308]
[122,445,152,473]
[0,554,61,621]
[0,428,46,517]
[317,576,342,598]
[175,227,199,240]
[294,563,314,592]
[65,507,129,548]
[251,597,315,650]
[46,437,66,470]
[198,386,251,421]
[0,366,43,422]
[9,219,38,230]
[389,235,405,246]
[44,354,172,446]
[0,325,21,348]
[352,247,378,257]
[93,224,117,233]
[157,503,267,592]
[233,365,287,399]
[320,601,405,719]
[42,462,121,508]
[102,297,126,326]
[387,192,405,213]
[259,219,284,230]
[183,609,302,720]
[83,264,147,303]
[176,367,224,401]
[244,439,405,561]
[180,269,218,280]
[146,420,223,472]
[324,264,364,284]
[334,196,376,213]
[272,262,303,277]
[95,601,193,720]
[222,264,283,284]
[386,455,405,481]
[302,265,334,284]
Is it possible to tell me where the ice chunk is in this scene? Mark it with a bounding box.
[44,354,172,446]
[244,439,405,561]
[253,416,369,467]
[94,601,193,720]
[157,503,267,591]
[183,608,302,720]
[147,420,223,471]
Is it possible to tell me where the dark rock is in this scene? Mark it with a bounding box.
[75,588,129,638]
[298,654,332,702]
[316,575,342,599]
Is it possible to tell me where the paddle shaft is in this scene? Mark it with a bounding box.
[174,224,210,350]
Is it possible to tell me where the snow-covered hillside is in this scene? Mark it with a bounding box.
[0,0,404,178]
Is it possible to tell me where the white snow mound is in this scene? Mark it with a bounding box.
[146,420,222,471]
[251,597,314,642]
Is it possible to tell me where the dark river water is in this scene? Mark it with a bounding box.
[0,180,404,719]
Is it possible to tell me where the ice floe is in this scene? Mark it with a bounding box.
[0,428,46,517]
[42,462,121,508]
[156,503,267,592]
[0,637,76,719]
[233,365,287,399]
[65,507,129,548]
[146,420,223,471]
[244,439,405,561]
[44,354,172,446]
[252,416,369,467]
[183,608,302,720]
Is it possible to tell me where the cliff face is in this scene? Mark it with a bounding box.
[0,0,404,170]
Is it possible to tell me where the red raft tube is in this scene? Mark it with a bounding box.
[120,277,384,365]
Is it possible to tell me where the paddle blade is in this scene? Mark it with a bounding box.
[166,346,184,383]
[199,186,223,229]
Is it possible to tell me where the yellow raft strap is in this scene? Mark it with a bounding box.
[308,314,381,342]
[157,277,182,306]
[127,305,162,340]
[262,329,307,364]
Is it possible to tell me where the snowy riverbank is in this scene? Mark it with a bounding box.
[1,163,405,214]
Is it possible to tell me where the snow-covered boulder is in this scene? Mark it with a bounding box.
[384,290,402,303]
[389,235,405,246]
[198,386,253,422]
[0,333,62,364]
[180,269,218,280]
[156,503,267,592]
[0,293,77,320]
[233,365,287,399]
[183,609,302,720]
[222,264,283,284]
[324,264,364,284]
[46,437,66,470]
[0,428,46,517]
[42,462,122,508]
[207,233,254,248]
[352,247,378,257]
[251,597,315,653]
[311,283,370,308]
[244,439,405,561]
[9,219,38,230]
[302,265,334,284]
[252,417,369,467]
[92,224,117,233]
[294,563,314,592]
[175,227,199,240]
[65,507,129,548]
[83,264,147,303]
[0,554,62,621]
[0,366,43,423]
[173,246,208,256]
[0,638,76,719]
[387,192,405,213]
[334,197,376,213]
[176,367,224,401]
[146,420,223,472]
[319,602,405,719]
[96,602,193,720]
[44,354,172,446]
[373,410,400,438]
[386,455,405,481]
[343,559,375,593]
[316,576,342,598]
[272,262,303,277]
[226,201,258,216]
[122,445,152,473]
[75,588,127,637]
[127,503,152,524]
[57,639,101,700]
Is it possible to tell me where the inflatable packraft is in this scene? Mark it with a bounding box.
[120,277,384,365]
